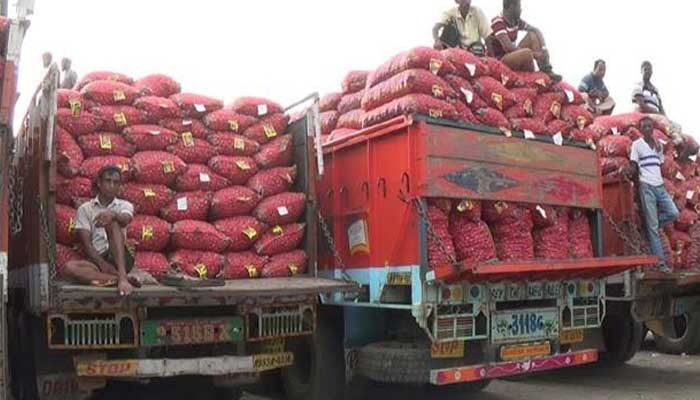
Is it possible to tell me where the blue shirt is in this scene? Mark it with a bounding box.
[578,73,608,95]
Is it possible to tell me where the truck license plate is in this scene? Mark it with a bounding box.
[430,341,465,359]
[253,352,294,372]
[491,309,559,344]
[141,317,244,346]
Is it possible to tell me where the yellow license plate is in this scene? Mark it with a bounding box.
[431,341,465,359]
[560,329,585,344]
[252,352,294,372]
[500,342,551,361]
[387,272,412,286]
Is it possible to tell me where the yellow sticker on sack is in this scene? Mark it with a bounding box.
[535,78,547,87]
[99,135,112,150]
[501,74,510,86]
[108,74,121,82]
[143,188,156,198]
[234,138,246,151]
[429,109,443,119]
[429,58,443,75]
[236,196,252,203]
[243,227,258,240]
[457,200,474,213]
[162,161,175,174]
[576,116,588,130]
[272,226,284,235]
[524,99,534,116]
[431,85,444,98]
[142,226,154,241]
[245,265,259,278]
[113,90,127,102]
[491,93,504,111]
[288,264,299,275]
[494,201,507,215]
[236,160,251,171]
[194,263,208,279]
[69,99,82,117]
[228,120,240,132]
[550,102,561,118]
[263,125,278,139]
[119,164,129,172]
[114,112,128,127]
[68,218,76,233]
[181,131,194,147]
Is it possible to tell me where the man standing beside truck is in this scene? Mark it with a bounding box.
[629,116,679,272]
[60,166,137,296]
[579,59,615,116]
[486,0,561,82]
[433,0,491,54]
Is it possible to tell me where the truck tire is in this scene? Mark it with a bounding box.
[281,306,345,400]
[357,341,490,393]
[600,311,643,366]
[653,312,700,355]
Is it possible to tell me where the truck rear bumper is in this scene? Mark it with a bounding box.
[430,349,598,385]
[75,352,293,378]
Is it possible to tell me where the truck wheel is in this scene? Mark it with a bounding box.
[601,311,643,366]
[281,306,345,400]
[653,312,700,355]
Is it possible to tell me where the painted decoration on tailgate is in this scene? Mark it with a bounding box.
[140,317,244,346]
[444,166,517,195]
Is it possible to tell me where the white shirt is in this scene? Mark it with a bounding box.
[630,138,665,187]
[75,196,134,254]
[632,81,662,113]
[440,6,492,48]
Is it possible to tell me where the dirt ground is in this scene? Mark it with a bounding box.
[241,347,700,400]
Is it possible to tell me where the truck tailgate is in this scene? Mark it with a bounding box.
[428,255,657,284]
[55,277,358,309]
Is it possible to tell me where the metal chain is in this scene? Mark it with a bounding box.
[409,198,459,267]
[316,210,355,283]
[8,164,23,235]
[602,209,646,256]
[38,199,59,307]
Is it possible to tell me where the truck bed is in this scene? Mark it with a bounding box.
[54,277,358,309]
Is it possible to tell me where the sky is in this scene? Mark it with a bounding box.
[12,0,698,137]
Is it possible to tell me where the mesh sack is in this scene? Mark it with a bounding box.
[172,220,231,252]
[253,192,306,225]
[75,71,133,91]
[210,186,261,220]
[362,94,458,127]
[342,71,371,94]
[207,132,260,157]
[167,137,218,164]
[56,127,84,177]
[127,215,171,251]
[175,164,230,192]
[90,105,147,132]
[79,156,131,181]
[472,76,516,111]
[133,96,182,122]
[169,250,224,279]
[214,216,268,252]
[361,69,457,111]
[261,250,308,278]
[159,118,209,139]
[80,80,142,106]
[254,135,293,169]
[134,252,170,277]
[227,97,283,118]
[441,48,489,78]
[208,156,258,185]
[202,110,258,134]
[169,93,223,118]
[119,183,174,216]
[131,151,187,185]
[254,223,306,256]
[367,47,456,88]
[247,166,297,198]
[77,133,136,157]
[223,251,266,279]
[134,74,181,98]
[569,210,594,258]
[56,108,104,136]
[242,113,290,145]
[160,191,211,223]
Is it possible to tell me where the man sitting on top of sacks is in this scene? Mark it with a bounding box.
[628,116,680,273]
[60,166,139,296]
[433,0,491,55]
[485,0,561,82]
[579,59,616,116]
[633,61,699,160]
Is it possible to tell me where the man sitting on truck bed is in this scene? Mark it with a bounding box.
[579,59,615,116]
[486,0,561,82]
[629,116,679,272]
[433,0,491,55]
[61,166,137,296]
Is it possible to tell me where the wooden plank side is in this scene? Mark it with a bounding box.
[424,125,599,178]
[422,158,602,208]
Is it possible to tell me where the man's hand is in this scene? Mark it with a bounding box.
[95,211,116,228]
[118,278,134,297]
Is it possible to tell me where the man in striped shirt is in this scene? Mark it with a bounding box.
[486,0,560,82]
[630,116,679,272]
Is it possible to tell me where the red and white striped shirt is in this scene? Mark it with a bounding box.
[489,14,531,58]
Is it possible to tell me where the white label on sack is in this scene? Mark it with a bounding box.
[277,206,289,216]
[194,104,206,113]
[159,102,171,108]
[199,173,211,183]
[257,104,268,117]
[690,155,698,162]
[460,88,474,104]
[177,197,188,211]
[612,127,619,136]
[565,90,575,103]
[659,139,668,146]
[148,130,161,136]
[524,130,535,140]
[553,132,564,146]
[182,119,193,126]
[687,191,695,200]
[464,63,477,77]
[676,172,686,181]
[536,205,547,219]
